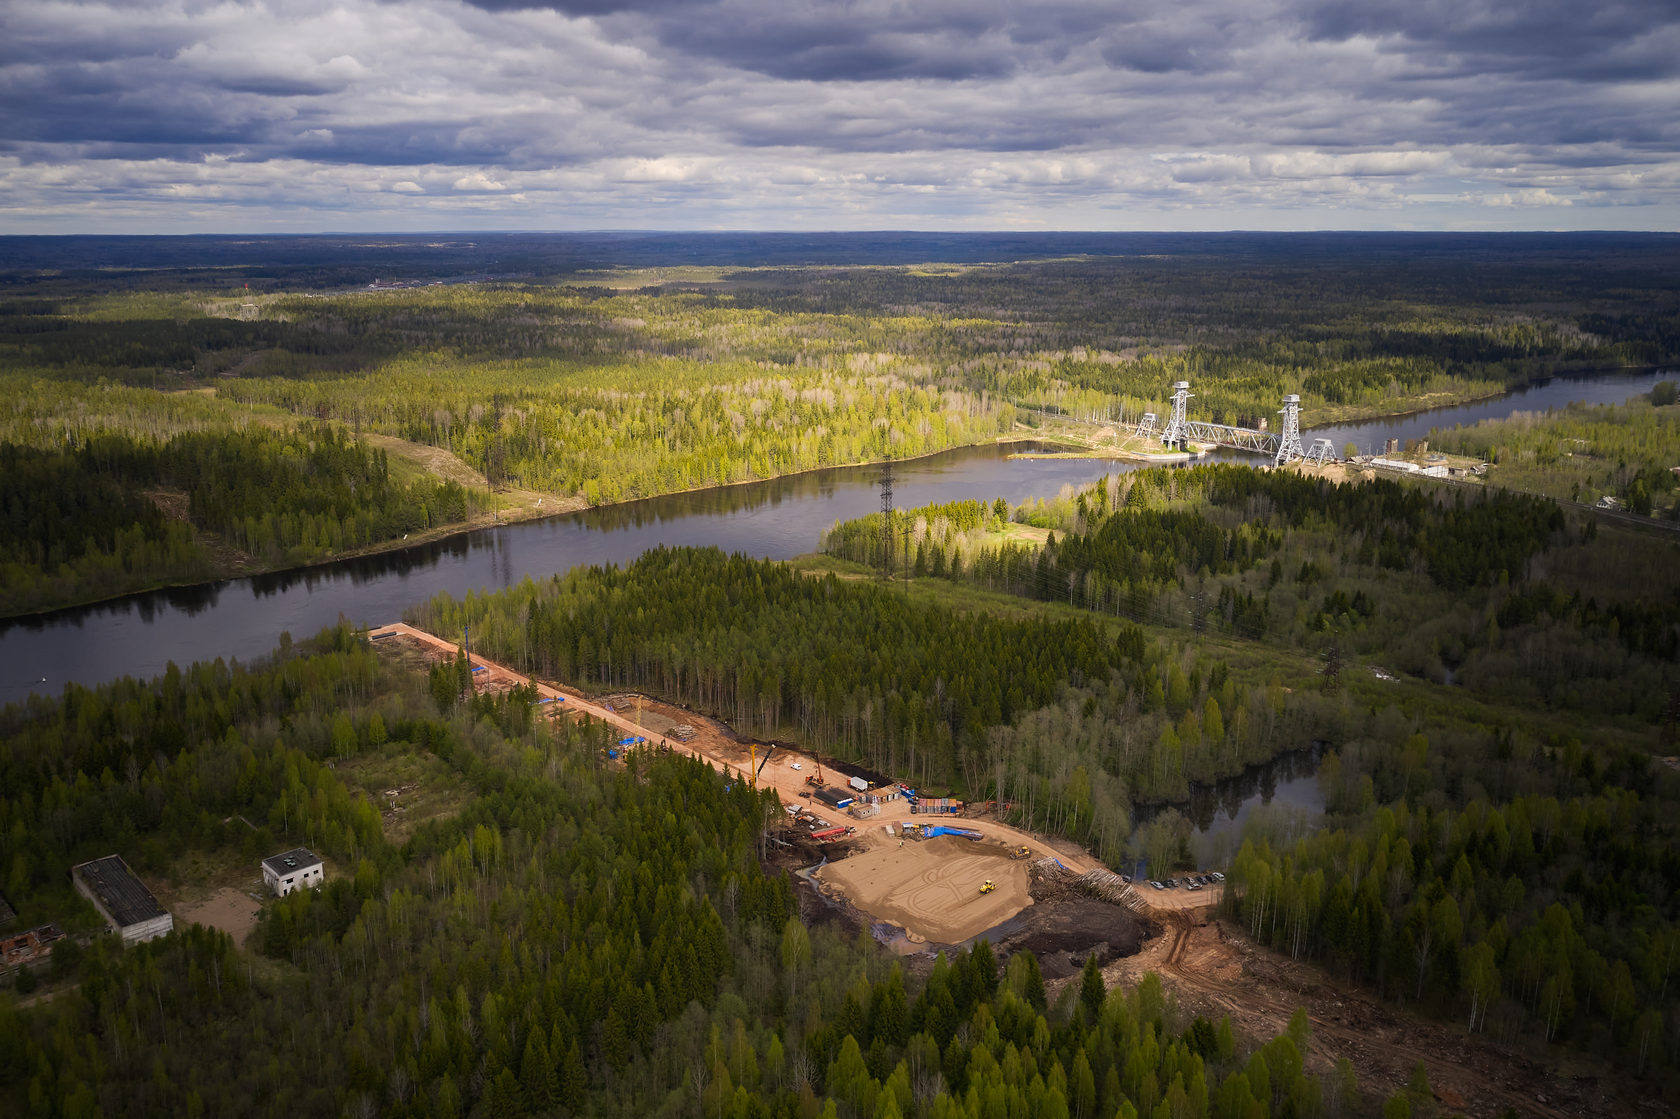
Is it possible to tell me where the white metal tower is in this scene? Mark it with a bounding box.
[1274,394,1304,465]
[1159,381,1191,447]
[1304,438,1337,465]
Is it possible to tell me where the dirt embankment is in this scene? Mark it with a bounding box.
[1098,913,1637,1119]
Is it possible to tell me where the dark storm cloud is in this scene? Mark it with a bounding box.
[2,0,1678,229]
[1301,0,1680,82]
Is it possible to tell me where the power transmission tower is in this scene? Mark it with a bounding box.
[879,455,895,580]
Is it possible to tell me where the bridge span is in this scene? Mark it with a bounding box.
[1135,382,1335,466]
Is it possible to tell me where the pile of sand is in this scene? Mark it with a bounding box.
[817,835,1030,943]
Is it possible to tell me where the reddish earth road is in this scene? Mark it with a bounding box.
[373,622,1101,873]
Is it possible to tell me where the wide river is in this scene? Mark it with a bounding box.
[1,368,1670,707]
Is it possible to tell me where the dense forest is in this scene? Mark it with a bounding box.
[0,628,1379,1119]
[824,464,1679,724]
[808,464,1680,1076]
[3,235,1678,612]
[0,424,475,616]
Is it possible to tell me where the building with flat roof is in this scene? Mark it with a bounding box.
[262,848,324,897]
[71,855,173,944]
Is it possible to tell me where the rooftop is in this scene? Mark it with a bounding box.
[262,848,322,877]
[72,855,167,928]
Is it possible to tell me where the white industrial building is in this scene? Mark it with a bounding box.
[71,855,173,944]
[262,848,325,897]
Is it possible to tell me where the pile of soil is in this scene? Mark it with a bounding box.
[992,896,1158,979]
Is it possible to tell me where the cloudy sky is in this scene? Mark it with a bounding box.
[3,0,1678,233]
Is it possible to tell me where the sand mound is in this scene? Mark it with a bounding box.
[817,835,1030,943]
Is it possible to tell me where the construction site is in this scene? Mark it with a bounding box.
[364,622,1622,1117]
[367,622,1200,945]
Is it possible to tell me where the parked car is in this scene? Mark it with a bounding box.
[789,762,802,770]
[1210,871,1225,882]
[1150,880,1164,891]
[1164,878,1178,888]
[1186,880,1201,891]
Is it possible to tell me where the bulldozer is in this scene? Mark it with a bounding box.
[978,880,996,895]
[1009,845,1031,860]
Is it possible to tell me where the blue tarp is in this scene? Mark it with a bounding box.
[471,665,487,674]
[618,735,647,746]
[920,826,982,840]
[539,696,564,704]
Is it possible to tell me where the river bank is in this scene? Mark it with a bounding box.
[12,365,1670,623]
[3,366,1672,706]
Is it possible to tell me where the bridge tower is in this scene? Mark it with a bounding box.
[1274,394,1305,465]
[1135,412,1158,440]
[1159,381,1192,447]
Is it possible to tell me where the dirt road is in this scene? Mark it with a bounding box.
[374,622,1103,941]
[1100,914,1620,1119]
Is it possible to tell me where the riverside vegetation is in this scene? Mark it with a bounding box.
[2,233,1678,615]
[1426,381,1680,516]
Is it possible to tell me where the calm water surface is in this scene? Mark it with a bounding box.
[1,367,1670,706]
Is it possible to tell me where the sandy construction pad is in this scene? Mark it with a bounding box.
[817,836,1031,944]
[176,887,264,948]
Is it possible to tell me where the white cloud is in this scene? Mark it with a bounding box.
[0,0,1676,230]
[452,172,507,192]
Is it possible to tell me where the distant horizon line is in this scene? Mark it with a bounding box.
[3,228,1677,239]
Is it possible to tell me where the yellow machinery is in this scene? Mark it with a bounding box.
[979,880,996,895]
[1010,845,1031,859]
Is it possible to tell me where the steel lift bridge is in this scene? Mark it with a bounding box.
[1135,381,1335,466]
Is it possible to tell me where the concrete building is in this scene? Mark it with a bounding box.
[262,848,324,897]
[72,855,173,944]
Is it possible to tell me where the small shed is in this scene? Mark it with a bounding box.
[262,848,325,897]
[72,855,173,944]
